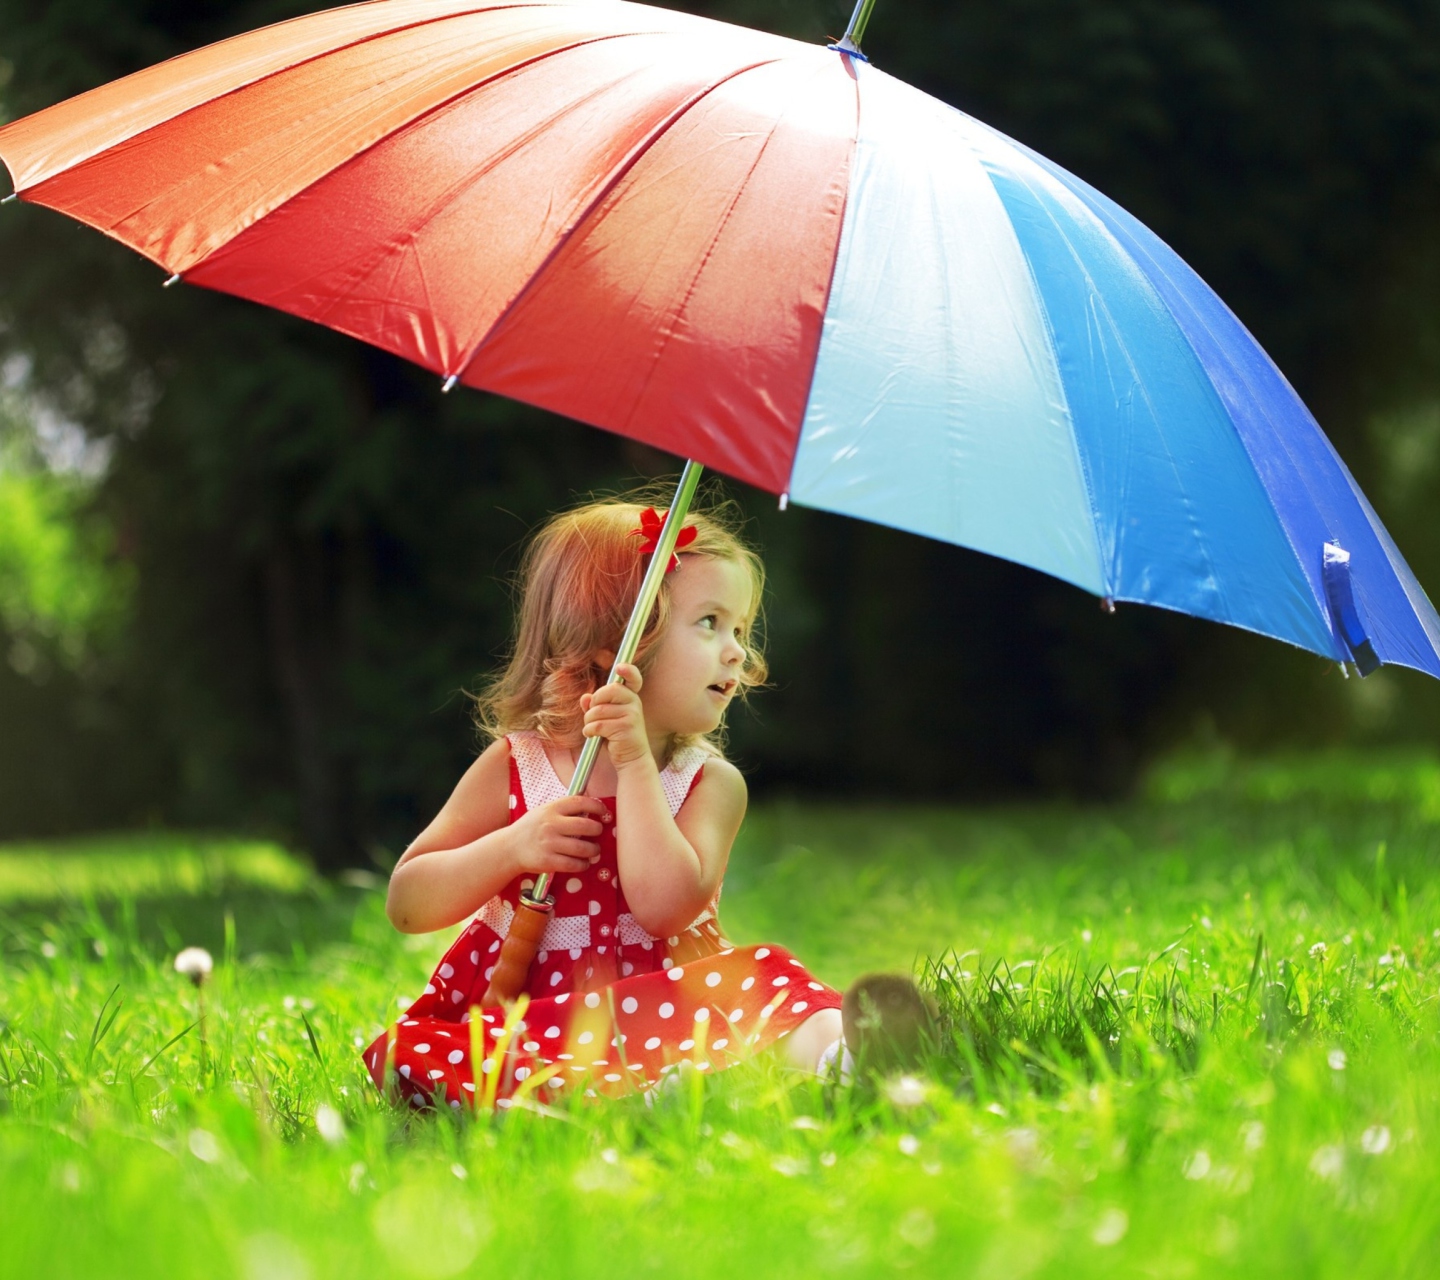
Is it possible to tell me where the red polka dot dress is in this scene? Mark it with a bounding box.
[362,732,842,1110]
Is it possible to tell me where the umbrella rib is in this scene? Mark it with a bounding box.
[983,140,1225,618]
[447,56,789,387]
[2,3,568,189]
[288,34,690,335]
[984,125,1356,649]
[1106,225,1354,635]
[619,58,834,432]
[1016,142,1339,640]
[151,33,706,281]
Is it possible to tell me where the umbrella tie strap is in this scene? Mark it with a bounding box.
[1323,542,1380,676]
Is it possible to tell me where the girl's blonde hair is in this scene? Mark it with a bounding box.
[474,486,767,761]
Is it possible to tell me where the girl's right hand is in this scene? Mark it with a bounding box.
[505,795,607,877]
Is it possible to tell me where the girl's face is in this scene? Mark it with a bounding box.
[640,554,752,739]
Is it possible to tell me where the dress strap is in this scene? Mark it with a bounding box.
[509,729,706,817]
[660,745,708,816]
[505,731,566,812]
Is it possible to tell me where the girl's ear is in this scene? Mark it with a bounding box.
[594,648,616,672]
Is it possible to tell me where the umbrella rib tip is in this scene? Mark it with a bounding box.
[162,273,182,288]
[442,374,459,393]
[1,193,17,205]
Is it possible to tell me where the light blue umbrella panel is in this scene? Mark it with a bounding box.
[789,63,1440,679]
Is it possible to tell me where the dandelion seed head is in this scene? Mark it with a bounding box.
[883,1075,929,1109]
[315,1104,346,1144]
[1360,1125,1391,1155]
[174,946,214,985]
[897,1208,935,1248]
[1183,1150,1211,1180]
[242,1233,310,1280]
[1310,1145,1344,1180]
[187,1128,222,1163]
[1093,1208,1128,1246]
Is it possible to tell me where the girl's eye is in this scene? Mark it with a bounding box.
[699,615,716,629]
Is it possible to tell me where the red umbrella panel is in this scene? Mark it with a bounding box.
[0,0,857,495]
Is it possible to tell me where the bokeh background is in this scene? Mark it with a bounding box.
[1,0,1438,869]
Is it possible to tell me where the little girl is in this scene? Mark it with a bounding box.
[363,493,859,1109]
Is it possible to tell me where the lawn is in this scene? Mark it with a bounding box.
[1,749,1438,1279]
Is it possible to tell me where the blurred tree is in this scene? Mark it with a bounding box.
[1,0,1438,865]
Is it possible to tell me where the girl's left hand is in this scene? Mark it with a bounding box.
[580,663,651,770]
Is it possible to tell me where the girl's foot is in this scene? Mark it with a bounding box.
[841,973,938,1075]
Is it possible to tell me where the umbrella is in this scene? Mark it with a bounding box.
[3,0,1438,999]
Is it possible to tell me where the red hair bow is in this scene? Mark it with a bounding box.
[632,507,697,573]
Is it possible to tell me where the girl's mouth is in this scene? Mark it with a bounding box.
[707,680,737,697]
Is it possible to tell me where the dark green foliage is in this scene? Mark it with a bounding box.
[2,0,1440,863]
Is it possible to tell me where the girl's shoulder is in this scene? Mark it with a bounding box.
[675,750,746,819]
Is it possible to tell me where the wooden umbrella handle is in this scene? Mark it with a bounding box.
[481,894,552,1005]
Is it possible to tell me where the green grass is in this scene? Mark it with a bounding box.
[2,748,1439,1278]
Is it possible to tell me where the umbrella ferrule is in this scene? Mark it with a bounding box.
[827,38,870,62]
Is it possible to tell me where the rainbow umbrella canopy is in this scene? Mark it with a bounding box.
[2,0,1439,680]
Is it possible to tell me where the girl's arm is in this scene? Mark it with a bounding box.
[613,755,746,937]
[385,739,607,934]
[581,665,747,937]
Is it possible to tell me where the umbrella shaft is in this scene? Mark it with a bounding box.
[529,458,705,904]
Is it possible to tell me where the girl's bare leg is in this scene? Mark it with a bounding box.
[783,1007,844,1073]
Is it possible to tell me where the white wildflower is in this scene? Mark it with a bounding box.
[174,947,214,986]
[1360,1125,1391,1155]
[898,1134,920,1156]
[188,1129,222,1163]
[883,1075,929,1109]
[1327,1049,1347,1071]
[1241,1121,1266,1153]
[1310,1145,1344,1180]
[1092,1208,1129,1246]
[242,1233,310,1280]
[1308,941,1327,959]
[315,1104,346,1144]
[1183,1150,1212,1180]
[897,1208,936,1248]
